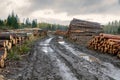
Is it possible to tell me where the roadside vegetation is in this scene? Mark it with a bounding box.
[7,35,44,60]
[103,20,120,34]
[7,41,30,60]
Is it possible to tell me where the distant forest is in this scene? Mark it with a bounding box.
[0,12,68,31]
[104,20,120,34]
[38,23,68,31]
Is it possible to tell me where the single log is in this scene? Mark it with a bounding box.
[117,52,120,58]
[11,38,17,45]
[17,37,22,43]
[16,33,28,38]
[0,48,7,59]
[100,33,120,40]
[108,39,120,43]
[0,34,13,40]
[0,58,4,68]
[7,42,12,50]
[0,50,6,68]
[0,40,6,47]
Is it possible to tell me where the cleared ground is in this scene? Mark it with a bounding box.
[1,35,120,80]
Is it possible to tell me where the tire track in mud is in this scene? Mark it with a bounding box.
[61,42,120,80]
[51,42,99,80]
[54,37,120,80]
[16,38,58,80]
[17,36,118,80]
[40,38,78,80]
[30,38,62,80]
[17,46,39,80]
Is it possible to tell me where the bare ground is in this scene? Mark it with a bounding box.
[0,36,120,80]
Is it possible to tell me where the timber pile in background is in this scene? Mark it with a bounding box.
[0,28,47,67]
[55,30,67,36]
[66,18,103,46]
[87,33,120,58]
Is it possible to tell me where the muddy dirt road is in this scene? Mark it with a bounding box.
[16,36,120,80]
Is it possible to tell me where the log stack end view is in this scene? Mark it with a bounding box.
[87,33,120,58]
[0,28,47,68]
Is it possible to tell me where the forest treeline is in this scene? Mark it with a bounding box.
[0,12,37,29]
[0,12,68,31]
[104,20,120,34]
[38,23,68,31]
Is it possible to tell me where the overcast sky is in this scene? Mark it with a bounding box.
[0,0,120,25]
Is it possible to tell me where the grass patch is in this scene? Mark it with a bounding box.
[7,35,45,60]
[7,41,33,60]
[8,47,21,61]
[19,44,31,55]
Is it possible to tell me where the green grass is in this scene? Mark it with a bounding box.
[7,42,31,60]
[7,42,32,60]
[19,44,31,55]
[8,47,21,60]
[7,35,45,60]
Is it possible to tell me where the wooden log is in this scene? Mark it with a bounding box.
[0,34,13,40]
[7,42,12,50]
[5,40,9,46]
[0,58,4,68]
[0,40,6,47]
[108,39,120,43]
[0,48,7,59]
[0,50,5,68]
[16,33,28,38]
[87,34,120,56]
[100,33,120,40]
[0,40,9,47]
[18,37,22,43]
[117,51,120,58]
[11,39,16,45]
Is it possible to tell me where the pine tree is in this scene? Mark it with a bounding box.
[32,19,37,28]
[6,12,19,29]
[0,19,4,26]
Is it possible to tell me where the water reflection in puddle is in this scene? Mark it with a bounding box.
[58,40,100,63]
[79,54,100,62]
[40,38,53,53]
[58,37,65,45]
[58,41,65,45]
[40,44,49,47]
[56,59,78,80]
[42,47,54,53]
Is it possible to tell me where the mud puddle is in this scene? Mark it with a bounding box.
[58,40,100,63]
[40,38,78,80]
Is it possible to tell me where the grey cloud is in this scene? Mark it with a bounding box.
[27,0,120,15]
[39,17,70,25]
[0,0,120,16]
[0,0,120,25]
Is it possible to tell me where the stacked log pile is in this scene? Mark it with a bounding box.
[66,18,103,46]
[55,30,67,36]
[87,33,120,58]
[0,28,47,67]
